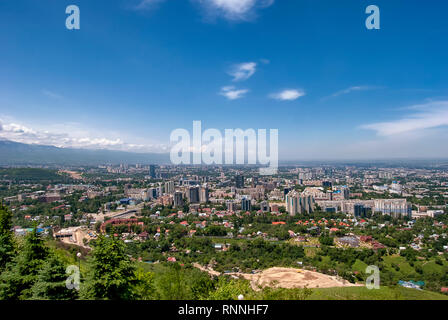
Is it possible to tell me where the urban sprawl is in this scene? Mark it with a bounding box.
[1,163,448,300]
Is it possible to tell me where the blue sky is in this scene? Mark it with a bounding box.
[0,0,447,160]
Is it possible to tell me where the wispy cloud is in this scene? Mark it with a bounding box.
[269,89,305,101]
[228,62,257,82]
[194,0,274,21]
[134,0,166,10]
[42,89,63,100]
[361,101,448,136]
[219,86,249,100]
[329,85,378,98]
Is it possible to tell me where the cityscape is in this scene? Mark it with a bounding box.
[1,162,448,301]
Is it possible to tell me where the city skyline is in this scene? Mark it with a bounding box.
[1,0,448,160]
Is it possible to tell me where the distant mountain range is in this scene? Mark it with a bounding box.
[2,139,447,168]
[0,140,170,166]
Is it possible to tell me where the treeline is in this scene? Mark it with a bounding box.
[125,235,306,274]
[0,203,77,299]
[0,203,152,300]
[310,245,448,291]
[0,204,313,300]
[0,168,73,184]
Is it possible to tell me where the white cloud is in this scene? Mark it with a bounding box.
[219,86,249,100]
[279,100,448,160]
[195,0,274,21]
[42,89,63,100]
[0,118,168,153]
[319,86,380,101]
[6,123,36,134]
[361,101,448,136]
[134,0,165,10]
[228,62,257,82]
[269,89,305,101]
[330,86,377,98]
[134,0,274,20]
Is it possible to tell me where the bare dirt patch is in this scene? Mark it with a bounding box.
[59,170,83,180]
[229,267,362,290]
[193,264,362,290]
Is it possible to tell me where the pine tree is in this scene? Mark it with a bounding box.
[0,227,49,299]
[0,204,15,270]
[80,235,138,300]
[31,254,78,300]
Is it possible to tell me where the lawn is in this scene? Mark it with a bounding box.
[307,286,448,300]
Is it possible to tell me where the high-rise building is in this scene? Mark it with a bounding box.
[187,186,200,204]
[146,187,158,199]
[298,172,312,181]
[285,190,315,216]
[180,178,200,186]
[235,174,244,189]
[252,176,259,187]
[343,187,350,200]
[241,196,252,212]
[165,181,174,194]
[322,181,333,188]
[260,201,270,213]
[174,191,184,207]
[149,165,156,179]
[374,199,411,218]
[379,172,393,179]
[200,185,209,203]
[354,204,369,218]
[299,195,314,214]
[332,186,350,200]
[156,186,163,198]
[226,200,236,212]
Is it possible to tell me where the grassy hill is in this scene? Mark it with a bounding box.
[307,286,448,300]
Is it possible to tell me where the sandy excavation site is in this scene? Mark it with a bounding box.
[228,267,362,290]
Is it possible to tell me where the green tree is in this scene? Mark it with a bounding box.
[80,235,138,300]
[319,234,334,246]
[31,254,78,300]
[256,285,313,300]
[132,269,155,300]
[190,270,215,300]
[207,277,252,300]
[0,227,49,299]
[0,204,15,270]
[154,263,190,299]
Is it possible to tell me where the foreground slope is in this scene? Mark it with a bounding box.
[308,286,448,300]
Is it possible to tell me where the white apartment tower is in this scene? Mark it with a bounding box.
[285,190,315,216]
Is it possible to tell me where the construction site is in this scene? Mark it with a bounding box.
[194,264,362,290]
